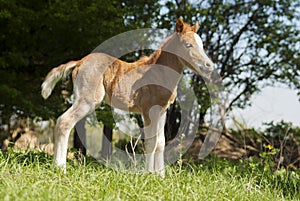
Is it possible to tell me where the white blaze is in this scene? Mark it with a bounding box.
[193,33,214,71]
[193,33,204,52]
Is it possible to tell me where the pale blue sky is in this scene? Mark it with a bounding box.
[229,86,300,129]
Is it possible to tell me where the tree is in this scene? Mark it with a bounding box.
[0,0,128,147]
[1,0,299,153]
[160,0,300,137]
[0,0,126,118]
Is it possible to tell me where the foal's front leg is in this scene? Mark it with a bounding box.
[144,122,157,173]
[143,106,166,176]
[154,112,166,175]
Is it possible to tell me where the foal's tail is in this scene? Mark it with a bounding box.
[41,61,78,99]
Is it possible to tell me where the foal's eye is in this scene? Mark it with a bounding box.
[186,43,193,48]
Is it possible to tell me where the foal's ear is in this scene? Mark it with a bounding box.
[192,21,199,32]
[176,17,184,33]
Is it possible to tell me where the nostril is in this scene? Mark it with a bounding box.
[205,62,213,69]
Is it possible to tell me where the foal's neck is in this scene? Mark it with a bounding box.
[135,34,184,74]
[154,51,184,74]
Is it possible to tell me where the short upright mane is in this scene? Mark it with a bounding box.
[132,33,175,66]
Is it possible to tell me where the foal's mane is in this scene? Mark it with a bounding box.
[132,20,195,66]
[132,33,176,66]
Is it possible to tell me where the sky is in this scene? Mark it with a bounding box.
[228,86,300,129]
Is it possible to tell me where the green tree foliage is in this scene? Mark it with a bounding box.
[0,0,299,133]
[121,0,162,28]
[0,0,126,123]
[161,0,300,130]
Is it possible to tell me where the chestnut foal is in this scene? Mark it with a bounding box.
[42,18,214,176]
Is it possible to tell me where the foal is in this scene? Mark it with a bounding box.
[42,18,214,176]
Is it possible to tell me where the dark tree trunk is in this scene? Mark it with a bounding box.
[165,102,181,141]
[101,125,113,159]
[197,109,208,142]
[74,118,86,156]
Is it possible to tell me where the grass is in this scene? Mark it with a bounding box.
[0,149,299,201]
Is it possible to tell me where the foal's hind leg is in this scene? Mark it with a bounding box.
[53,99,95,170]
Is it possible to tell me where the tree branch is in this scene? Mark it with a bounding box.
[220,8,261,77]
[226,80,251,113]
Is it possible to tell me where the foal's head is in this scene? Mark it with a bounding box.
[167,17,214,78]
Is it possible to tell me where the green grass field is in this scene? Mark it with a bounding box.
[0,149,299,201]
